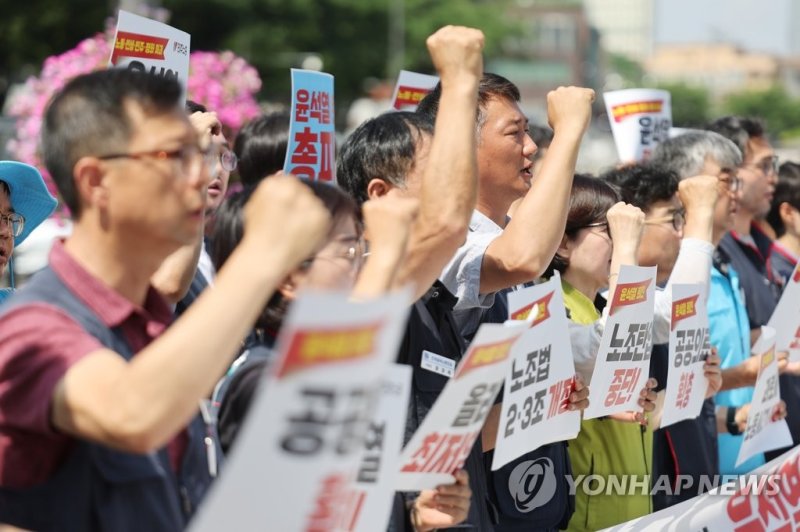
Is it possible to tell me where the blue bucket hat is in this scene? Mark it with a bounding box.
[0,161,58,246]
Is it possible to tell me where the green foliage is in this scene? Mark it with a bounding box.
[654,83,711,127]
[1,0,515,118]
[607,53,643,87]
[723,85,800,139]
[162,0,516,108]
[0,1,108,103]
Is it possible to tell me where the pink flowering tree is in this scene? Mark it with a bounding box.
[6,33,262,213]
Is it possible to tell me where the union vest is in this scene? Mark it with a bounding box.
[0,266,219,531]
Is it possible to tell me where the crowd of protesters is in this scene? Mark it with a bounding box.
[0,23,799,532]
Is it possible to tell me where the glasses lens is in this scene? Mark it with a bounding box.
[1,214,24,237]
[769,156,779,174]
[220,150,238,172]
[673,211,685,231]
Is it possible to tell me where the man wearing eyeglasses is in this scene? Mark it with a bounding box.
[0,69,331,531]
[706,116,800,463]
[603,162,726,509]
[152,101,239,313]
[652,131,792,477]
[0,161,58,303]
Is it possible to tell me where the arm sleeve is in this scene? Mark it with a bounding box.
[652,238,715,345]
[0,304,102,436]
[568,316,605,385]
[439,231,501,312]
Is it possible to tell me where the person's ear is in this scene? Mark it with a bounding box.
[556,234,572,260]
[278,272,300,302]
[366,178,392,200]
[73,156,109,210]
[779,201,795,224]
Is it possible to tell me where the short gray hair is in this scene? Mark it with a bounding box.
[651,131,742,179]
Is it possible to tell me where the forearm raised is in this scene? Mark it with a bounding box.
[56,239,296,452]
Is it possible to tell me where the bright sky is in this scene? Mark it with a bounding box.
[654,0,796,56]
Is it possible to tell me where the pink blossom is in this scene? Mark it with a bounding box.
[6,32,263,216]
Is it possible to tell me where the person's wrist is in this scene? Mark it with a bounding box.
[410,504,438,532]
[551,123,586,142]
[727,406,743,435]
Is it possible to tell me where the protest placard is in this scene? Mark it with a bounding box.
[583,265,657,420]
[736,326,793,468]
[191,290,411,532]
[659,283,711,429]
[283,69,336,182]
[767,263,800,362]
[391,70,439,111]
[346,364,413,532]
[109,10,190,103]
[491,274,581,470]
[395,322,527,491]
[604,89,672,162]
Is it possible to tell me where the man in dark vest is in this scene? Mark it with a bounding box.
[415,68,595,530]
[705,116,800,461]
[603,162,723,509]
[338,26,494,530]
[0,69,331,531]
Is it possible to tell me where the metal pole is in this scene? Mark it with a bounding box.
[387,0,406,78]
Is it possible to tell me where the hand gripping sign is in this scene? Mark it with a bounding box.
[767,262,800,363]
[395,322,527,491]
[659,283,711,429]
[283,69,336,182]
[109,10,191,103]
[601,442,800,531]
[584,265,657,420]
[736,326,793,468]
[492,274,581,471]
[191,289,411,532]
[604,89,672,163]
[344,364,413,532]
[391,70,439,111]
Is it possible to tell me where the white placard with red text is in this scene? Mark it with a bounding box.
[347,364,413,532]
[584,265,657,420]
[191,290,411,532]
[492,274,581,470]
[736,326,793,468]
[391,70,439,111]
[767,263,800,362]
[283,69,336,182]
[659,283,711,429]
[604,89,672,162]
[395,322,527,491]
[109,10,191,103]
[601,444,800,531]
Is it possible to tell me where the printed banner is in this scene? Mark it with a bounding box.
[659,284,711,429]
[391,70,439,111]
[346,364,413,532]
[604,89,672,162]
[492,274,581,470]
[191,290,411,532]
[767,262,800,362]
[736,326,793,468]
[601,444,800,531]
[395,322,527,491]
[583,265,657,420]
[109,10,190,103]
[284,69,336,182]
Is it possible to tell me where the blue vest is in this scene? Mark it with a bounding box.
[0,267,218,531]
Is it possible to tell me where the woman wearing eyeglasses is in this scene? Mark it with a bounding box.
[541,175,659,531]
[0,161,58,304]
[208,179,472,531]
